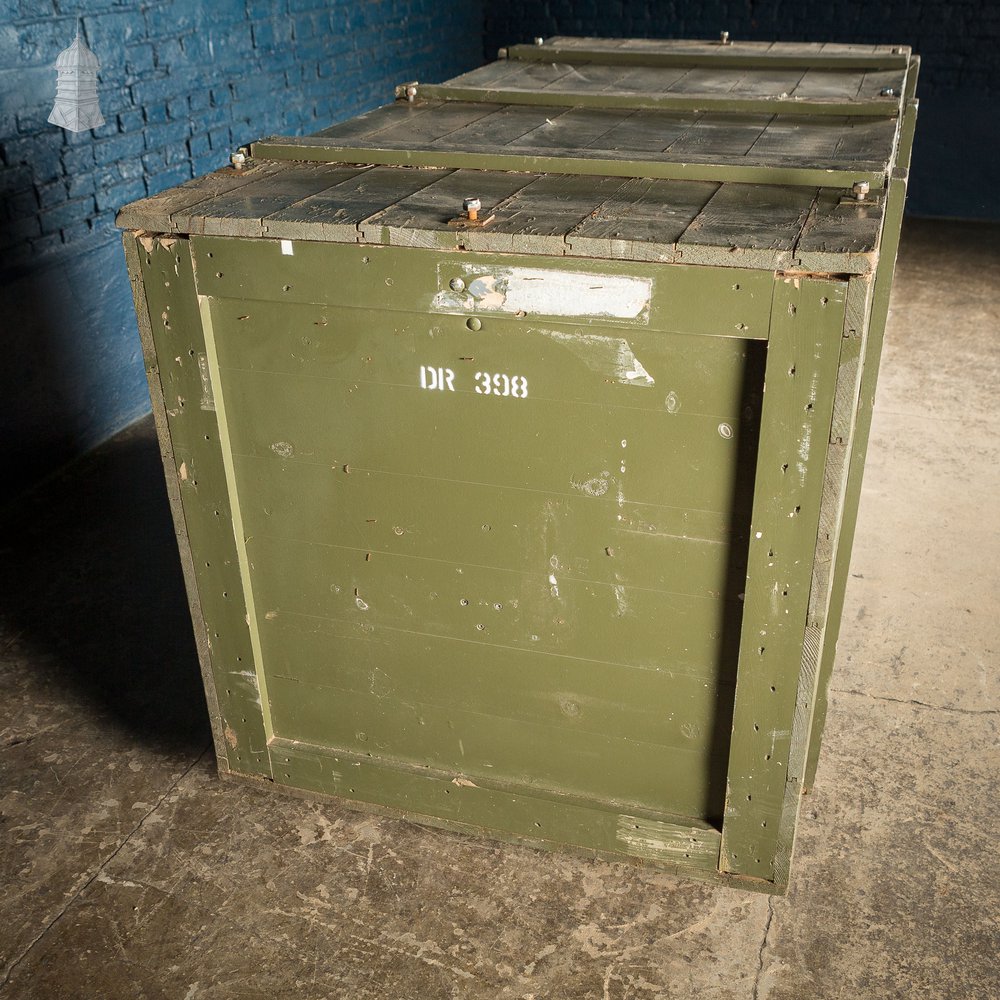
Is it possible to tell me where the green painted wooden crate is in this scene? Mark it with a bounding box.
[118,37,918,892]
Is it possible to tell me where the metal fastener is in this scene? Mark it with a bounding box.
[230,150,246,171]
[405,83,418,102]
[463,197,481,222]
[880,86,896,97]
[449,277,466,292]
[852,180,870,201]
[534,37,544,46]
[720,30,731,45]
[497,47,508,59]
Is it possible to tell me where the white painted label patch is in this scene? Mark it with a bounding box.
[280,239,294,255]
[433,265,652,321]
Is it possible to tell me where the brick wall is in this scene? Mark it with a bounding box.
[2,0,483,267]
[484,2,1000,219]
[0,0,484,494]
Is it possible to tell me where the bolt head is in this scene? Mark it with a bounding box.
[449,277,466,292]
[533,37,544,46]
[720,30,730,44]
[463,197,481,213]
[852,181,871,200]
[230,150,246,169]
[880,86,896,97]
[405,84,417,99]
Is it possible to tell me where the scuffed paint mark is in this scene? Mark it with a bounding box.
[355,595,370,611]
[612,584,629,618]
[548,573,560,598]
[432,265,652,320]
[271,441,294,458]
[538,328,655,387]
[797,423,812,482]
[617,815,714,863]
[197,353,216,410]
[451,777,477,788]
[223,723,238,749]
[178,461,188,481]
[572,474,610,497]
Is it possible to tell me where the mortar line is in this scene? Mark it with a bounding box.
[0,744,211,992]
[830,687,1000,716]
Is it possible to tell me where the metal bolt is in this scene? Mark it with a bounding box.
[463,197,481,222]
[230,150,246,171]
[720,30,731,45]
[497,47,508,59]
[880,86,896,97]
[449,277,466,292]
[852,181,870,201]
[405,83,418,102]
[534,37,544,46]
[466,317,482,332]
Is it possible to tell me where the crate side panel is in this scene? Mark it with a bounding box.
[137,237,271,778]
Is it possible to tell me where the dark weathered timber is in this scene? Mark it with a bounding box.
[117,160,884,272]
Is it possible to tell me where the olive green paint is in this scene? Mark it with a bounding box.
[125,235,272,778]
[403,83,899,118]
[118,37,917,892]
[804,110,919,790]
[249,138,889,191]
[506,43,910,71]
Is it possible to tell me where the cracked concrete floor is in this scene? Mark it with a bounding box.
[2,218,998,999]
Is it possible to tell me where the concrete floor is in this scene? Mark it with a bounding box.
[2,218,998,999]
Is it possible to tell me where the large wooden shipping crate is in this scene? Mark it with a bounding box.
[118,37,918,892]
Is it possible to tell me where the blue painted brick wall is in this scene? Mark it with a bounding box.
[485,1,1000,219]
[0,0,485,495]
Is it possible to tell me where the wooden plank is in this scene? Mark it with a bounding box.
[311,100,446,142]
[415,84,896,117]
[508,42,910,70]
[461,172,631,254]
[719,274,847,885]
[363,168,540,250]
[676,184,818,269]
[126,235,274,778]
[268,739,725,879]
[791,68,867,99]
[794,188,883,273]
[771,275,874,890]
[506,107,637,150]
[116,164,277,232]
[121,234,230,773]
[370,101,501,143]
[433,103,575,147]
[262,165,453,242]
[582,109,697,152]
[667,112,772,157]
[568,176,718,246]
[250,136,889,190]
[171,162,367,237]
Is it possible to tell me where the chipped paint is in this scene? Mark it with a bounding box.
[617,815,716,864]
[432,265,652,321]
[538,328,655,387]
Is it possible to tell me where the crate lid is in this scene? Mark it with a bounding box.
[118,38,917,273]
